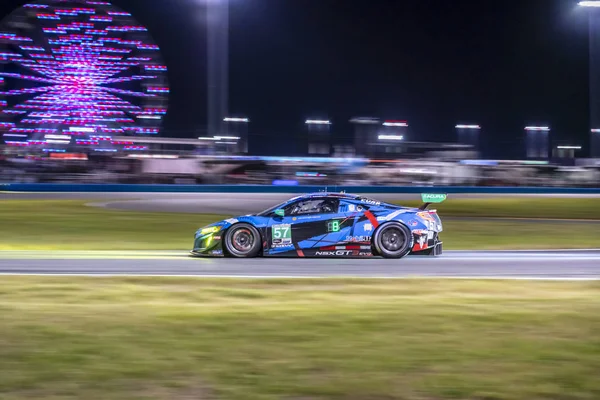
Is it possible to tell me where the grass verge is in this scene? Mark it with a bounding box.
[0,277,599,400]
[0,200,598,250]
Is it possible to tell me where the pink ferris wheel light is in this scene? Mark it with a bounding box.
[0,0,169,152]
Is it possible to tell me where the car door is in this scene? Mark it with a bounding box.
[338,200,374,245]
[266,198,342,256]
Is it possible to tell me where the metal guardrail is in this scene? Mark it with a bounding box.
[1,183,600,194]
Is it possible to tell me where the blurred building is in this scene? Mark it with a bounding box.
[305,119,331,155]
[350,117,380,156]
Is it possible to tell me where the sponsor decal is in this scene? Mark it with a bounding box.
[272,224,292,246]
[316,250,353,256]
[421,193,447,203]
[413,229,428,235]
[358,251,372,256]
[346,235,371,243]
[427,231,434,239]
[361,199,381,206]
[224,218,238,224]
[348,204,355,212]
[408,220,419,227]
[377,216,386,221]
[415,235,427,250]
[213,236,221,240]
[211,250,223,256]
[364,223,373,232]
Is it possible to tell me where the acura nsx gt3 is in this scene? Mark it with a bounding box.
[190,192,446,259]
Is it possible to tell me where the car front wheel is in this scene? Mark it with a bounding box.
[373,222,413,259]
[224,223,262,258]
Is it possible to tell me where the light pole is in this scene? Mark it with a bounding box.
[455,124,481,154]
[579,1,600,156]
[377,120,408,156]
[223,117,249,153]
[207,0,229,140]
[524,126,550,159]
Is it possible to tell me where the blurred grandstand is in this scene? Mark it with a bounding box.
[1,149,599,187]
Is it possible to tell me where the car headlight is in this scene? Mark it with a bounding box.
[200,226,221,235]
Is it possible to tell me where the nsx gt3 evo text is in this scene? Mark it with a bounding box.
[190,193,446,259]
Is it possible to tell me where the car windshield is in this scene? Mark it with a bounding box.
[257,200,293,216]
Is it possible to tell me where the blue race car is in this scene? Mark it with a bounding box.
[190,192,446,259]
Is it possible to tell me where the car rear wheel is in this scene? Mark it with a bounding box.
[373,222,413,259]
[224,223,262,258]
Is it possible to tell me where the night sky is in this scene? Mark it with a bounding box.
[0,0,594,157]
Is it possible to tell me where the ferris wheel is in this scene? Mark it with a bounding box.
[0,0,169,153]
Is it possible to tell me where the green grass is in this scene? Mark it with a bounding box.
[0,199,598,250]
[0,277,599,400]
[395,197,600,220]
[0,200,227,250]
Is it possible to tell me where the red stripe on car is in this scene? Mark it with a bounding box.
[364,211,379,228]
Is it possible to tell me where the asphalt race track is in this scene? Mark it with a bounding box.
[1,250,599,280]
[1,192,599,280]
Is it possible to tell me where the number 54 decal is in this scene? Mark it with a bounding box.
[272,224,292,246]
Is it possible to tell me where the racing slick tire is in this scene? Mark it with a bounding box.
[223,223,262,258]
[373,222,413,259]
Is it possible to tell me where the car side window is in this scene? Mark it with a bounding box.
[285,198,339,216]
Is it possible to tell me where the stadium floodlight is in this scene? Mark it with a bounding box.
[557,145,582,150]
[349,117,380,125]
[2,133,27,138]
[525,126,550,131]
[592,129,600,133]
[214,136,240,140]
[216,141,238,145]
[197,137,219,141]
[455,124,481,129]
[579,1,600,7]
[305,119,331,125]
[223,117,249,123]
[382,120,408,127]
[378,135,404,141]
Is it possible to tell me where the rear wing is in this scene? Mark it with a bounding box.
[419,193,447,211]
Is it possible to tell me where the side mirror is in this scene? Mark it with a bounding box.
[274,209,285,217]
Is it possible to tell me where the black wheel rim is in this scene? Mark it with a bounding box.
[380,227,406,252]
[232,228,254,254]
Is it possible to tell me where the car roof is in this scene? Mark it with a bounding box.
[299,192,363,201]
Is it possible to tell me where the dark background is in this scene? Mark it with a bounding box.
[0,0,593,157]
